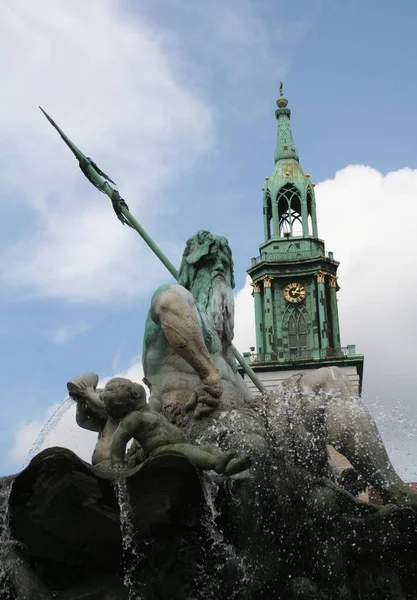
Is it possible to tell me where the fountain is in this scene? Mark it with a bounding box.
[1,115,417,600]
[2,237,417,599]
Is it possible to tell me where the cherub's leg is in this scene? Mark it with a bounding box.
[152,443,218,470]
[152,444,251,476]
[223,456,252,476]
[199,445,222,457]
[214,450,236,474]
[211,449,251,476]
[201,447,252,476]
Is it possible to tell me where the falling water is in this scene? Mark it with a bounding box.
[114,478,146,600]
[197,475,247,599]
[0,480,14,599]
[24,396,73,467]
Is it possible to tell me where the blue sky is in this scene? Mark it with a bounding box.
[1,0,417,477]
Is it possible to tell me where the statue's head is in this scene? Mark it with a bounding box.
[178,231,236,355]
[178,231,235,292]
[102,378,147,421]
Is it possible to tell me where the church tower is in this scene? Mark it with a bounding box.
[243,85,364,393]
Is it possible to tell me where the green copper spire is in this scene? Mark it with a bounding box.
[246,89,363,397]
[274,83,299,163]
[262,86,315,242]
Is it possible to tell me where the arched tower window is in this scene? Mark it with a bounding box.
[306,188,317,237]
[277,183,303,237]
[288,312,307,349]
[284,306,309,352]
[307,215,313,235]
[306,190,313,235]
[264,194,272,240]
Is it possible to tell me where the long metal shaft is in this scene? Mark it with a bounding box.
[40,107,266,394]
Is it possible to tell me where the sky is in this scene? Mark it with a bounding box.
[1,0,417,479]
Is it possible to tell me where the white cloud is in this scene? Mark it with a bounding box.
[316,166,417,397]
[47,320,90,345]
[233,275,255,353]
[0,0,212,303]
[9,359,145,466]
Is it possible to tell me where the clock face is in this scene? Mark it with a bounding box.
[284,282,306,303]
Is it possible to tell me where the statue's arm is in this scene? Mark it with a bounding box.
[75,402,101,432]
[150,284,220,384]
[73,393,106,432]
[110,415,138,467]
[68,373,106,431]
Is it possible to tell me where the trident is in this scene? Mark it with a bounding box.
[39,107,265,395]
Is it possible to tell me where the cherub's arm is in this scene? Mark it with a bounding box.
[84,388,105,411]
[68,373,106,431]
[110,413,140,468]
[75,402,102,432]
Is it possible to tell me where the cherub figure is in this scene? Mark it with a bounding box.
[67,372,144,469]
[67,372,116,469]
[101,377,251,476]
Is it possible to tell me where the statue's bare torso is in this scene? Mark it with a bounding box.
[91,420,118,467]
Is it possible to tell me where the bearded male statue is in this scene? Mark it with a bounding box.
[144,230,251,418]
[142,230,415,507]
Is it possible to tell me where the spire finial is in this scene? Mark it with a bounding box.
[277,82,288,108]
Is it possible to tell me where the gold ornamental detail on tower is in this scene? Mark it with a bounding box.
[251,281,262,294]
[282,162,295,178]
[329,275,338,288]
[315,270,327,284]
[263,276,273,288]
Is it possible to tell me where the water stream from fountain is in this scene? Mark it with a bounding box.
[198,475,247,599]
[24,397,73,467]
[0,480,14,599]
[114,478,147,600]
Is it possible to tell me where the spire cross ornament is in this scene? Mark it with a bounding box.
[40,107,266,395]
[279,81,284,96]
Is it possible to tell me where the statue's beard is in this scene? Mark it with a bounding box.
[191,273,235,355]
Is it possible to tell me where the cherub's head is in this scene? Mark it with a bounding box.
[101,378,147,422]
